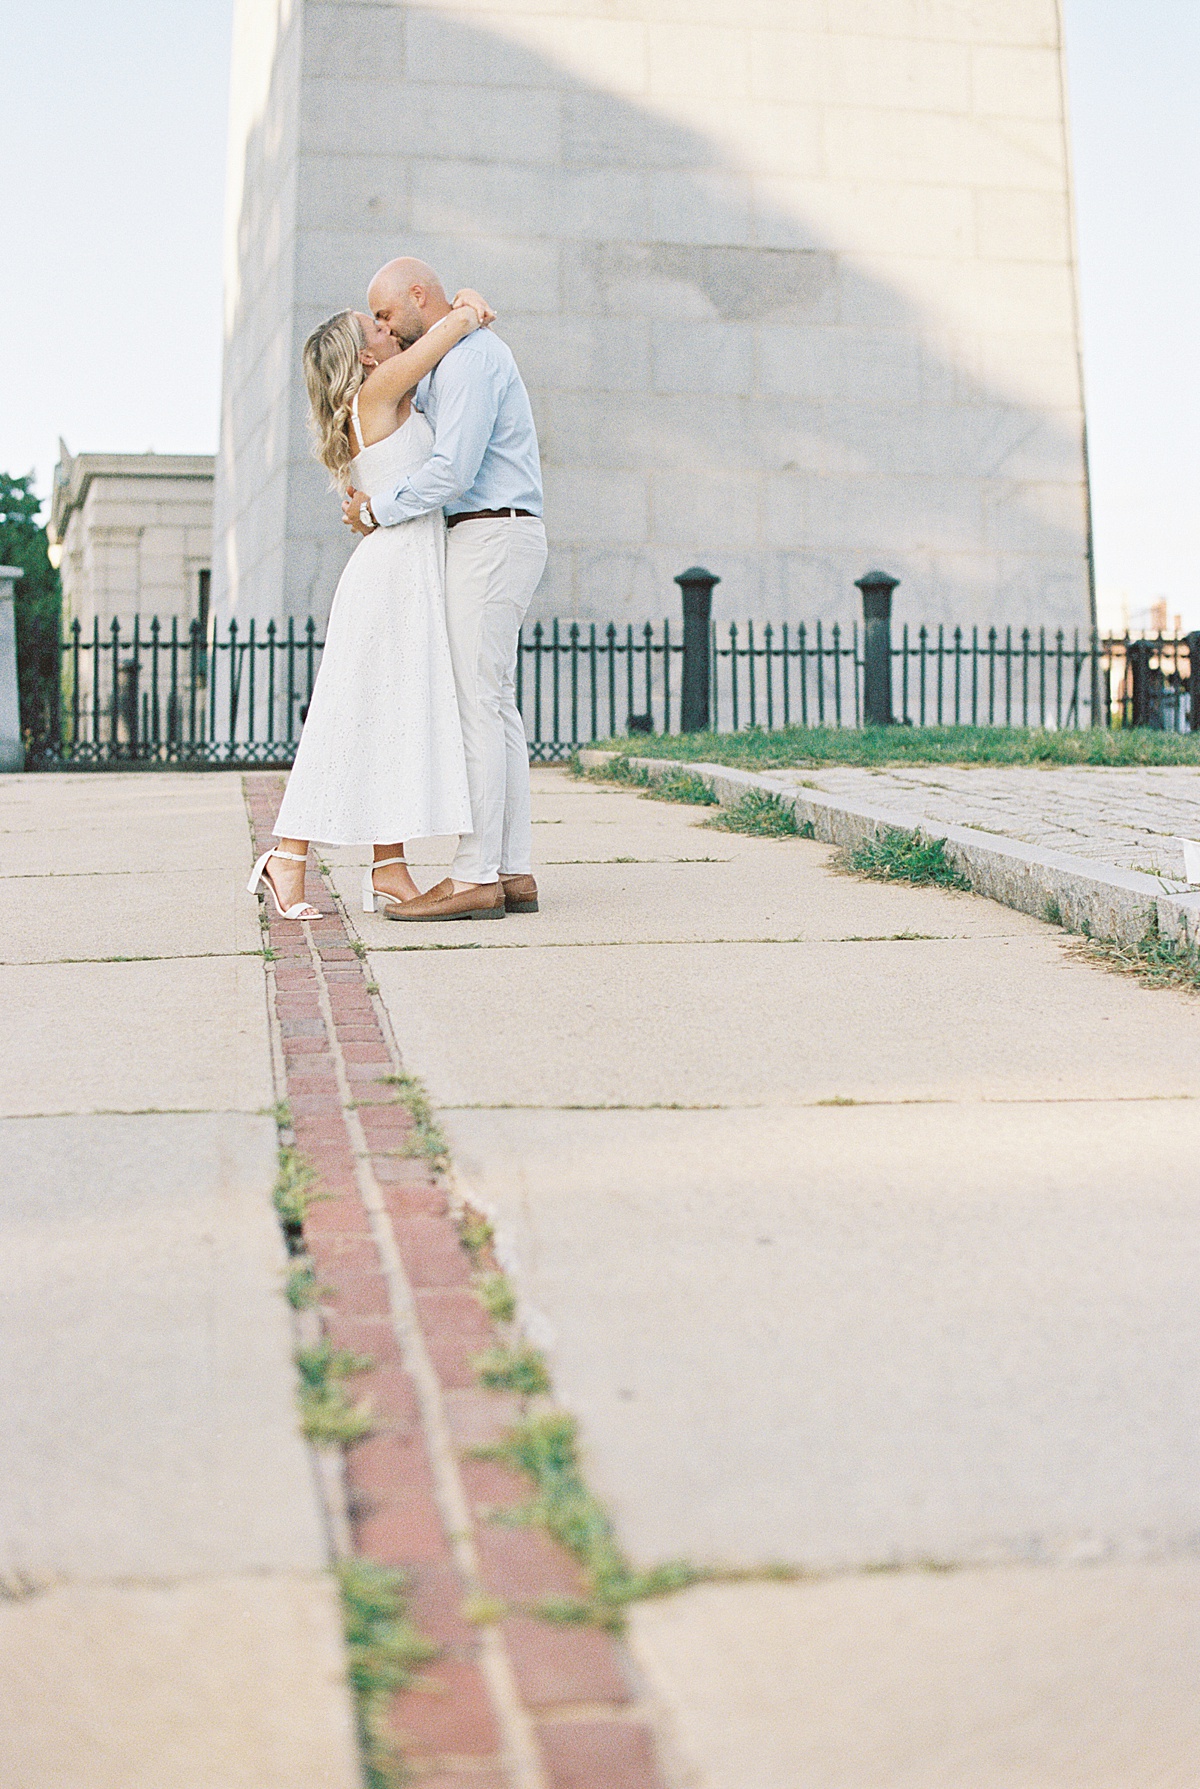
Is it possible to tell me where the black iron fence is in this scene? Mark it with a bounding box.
[519,619,1196,759]
[23,590,1200,770]
[28,615,322,768]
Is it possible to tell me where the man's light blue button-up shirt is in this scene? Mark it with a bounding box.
[370,327,543,527]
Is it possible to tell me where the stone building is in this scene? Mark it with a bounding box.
[214,0,1093,636]
[49,444,215,635]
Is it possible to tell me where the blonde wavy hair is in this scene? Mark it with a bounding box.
[302,310,367,490]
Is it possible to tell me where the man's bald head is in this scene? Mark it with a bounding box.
[367,258,450,346]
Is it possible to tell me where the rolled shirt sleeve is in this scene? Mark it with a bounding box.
[370,347,500,527]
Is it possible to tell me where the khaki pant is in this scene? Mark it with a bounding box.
[444,516,547,884]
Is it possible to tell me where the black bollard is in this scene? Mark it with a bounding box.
[1127,639,1161,729]
[856,570,899,727]
[675,565,719,734]
[1186,632,1200,732]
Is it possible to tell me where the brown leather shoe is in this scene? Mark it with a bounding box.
[384,878,506,921]
[500,873,539,913]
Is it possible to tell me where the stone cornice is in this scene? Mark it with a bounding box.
[50,448,215,542]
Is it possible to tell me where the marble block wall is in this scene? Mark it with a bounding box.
[213,0,1094,636]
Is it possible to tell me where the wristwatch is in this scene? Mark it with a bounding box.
[361,497,378,530]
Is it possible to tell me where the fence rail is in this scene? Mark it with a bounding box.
[22,611,1199,770]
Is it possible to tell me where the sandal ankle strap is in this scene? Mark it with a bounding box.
[373,856,406,869]
[270,849,309,862]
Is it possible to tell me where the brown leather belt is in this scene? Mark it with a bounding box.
[446,507,537,528]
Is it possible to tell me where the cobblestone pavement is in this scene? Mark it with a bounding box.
[770,764,1200,882]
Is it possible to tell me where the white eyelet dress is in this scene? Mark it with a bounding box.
[274,404,472,846]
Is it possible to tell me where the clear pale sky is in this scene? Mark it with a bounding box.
[2,0,1195,628]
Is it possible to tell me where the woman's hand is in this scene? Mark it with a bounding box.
[451,288,495,326]
[342,488,376,537]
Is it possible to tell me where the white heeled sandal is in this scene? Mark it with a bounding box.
[362,855,412,914]
[247,848,322,921]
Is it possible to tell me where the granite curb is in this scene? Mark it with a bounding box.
[244,773,669,1789]
[578,750,1200,949]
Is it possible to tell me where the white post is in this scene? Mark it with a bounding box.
[0,567,25,772]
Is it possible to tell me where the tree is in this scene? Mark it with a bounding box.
[0,472,61,740]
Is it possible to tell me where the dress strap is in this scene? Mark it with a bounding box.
[350,389,366,455]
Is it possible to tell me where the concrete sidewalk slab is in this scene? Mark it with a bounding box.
[446,1102,1200,1568]
[0,772,253,876]
[0,955,272,1114]
[371,933,1200,1108]
[0,769,361,1785]
[331,798,1040,948]
[0,1575,361,1789]
[0,1113,325,1580]
[0,866,264,962]
[630,1564,1200,1789]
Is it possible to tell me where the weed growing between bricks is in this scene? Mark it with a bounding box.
[475,1271,516,1323]
[455,1201,802,1632]
[473,1342,552,1396]
[839,828,972,891]
[296,1339,376,1446]
[473,1411,802,1631]
[285,1263,326,1310]
[475,1412,706,1630]
[273,1145,320,1240]
[377,1071,450,1171]
[338,1559,438,1789]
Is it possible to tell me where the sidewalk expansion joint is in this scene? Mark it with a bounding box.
[361,933,1006,954]
[243,773,669,1789]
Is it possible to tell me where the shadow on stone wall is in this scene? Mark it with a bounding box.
[216,2,1092,638]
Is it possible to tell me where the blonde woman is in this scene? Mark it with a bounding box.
[248,291,492,920]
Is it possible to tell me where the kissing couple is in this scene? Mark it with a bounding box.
[248,256,546,923]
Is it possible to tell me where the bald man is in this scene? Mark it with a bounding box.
[344,258,546,921]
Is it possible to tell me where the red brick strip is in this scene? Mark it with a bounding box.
[244,775,669,1789]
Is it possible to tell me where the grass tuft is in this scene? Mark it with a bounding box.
[473,1343,551,1396]
[586,756,718,805]
[296,1340,375,1446]
[338,1559,438,1789]
[1070,928,1200,993]
[273,1146,319,1238]
[459,1210,495,1259]
[476,1412,703,1629]
[475,1271,517,1323]
[645,767,720,805]
[377,1071,449,1170]
[285,1264,327,1310]
[840,828,971,890]
[587,756,650,789]
[702,789,808,838]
